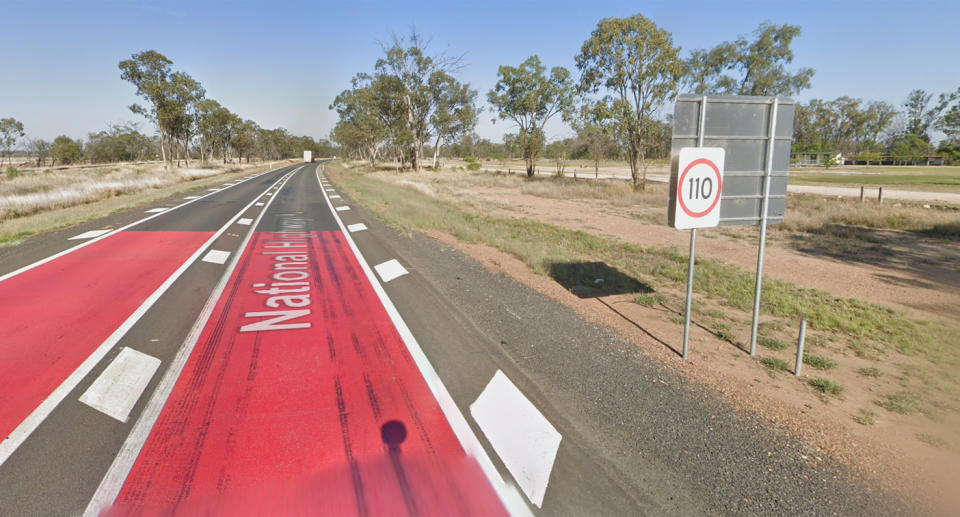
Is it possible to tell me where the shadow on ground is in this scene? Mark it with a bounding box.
[547,261,652,299]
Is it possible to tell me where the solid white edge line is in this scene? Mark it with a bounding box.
[0,168,301,471]
[83,166,302,516]
[0,164,292,285]
[313,166,532,516]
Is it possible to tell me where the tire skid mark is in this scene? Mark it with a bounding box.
[334,376,368,517]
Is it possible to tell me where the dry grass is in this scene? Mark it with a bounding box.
[0,163,257,222]
[0,161,288,245]
[780,194,960,239]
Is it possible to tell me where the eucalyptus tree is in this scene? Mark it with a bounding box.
[119,50,176,168]
[487,56,574,177]
[429,71,478,168]
[575,13,683,188]
[166,72,205,166]
[0,117,25,166]
[374,32,449,171]
[566,101,616,177]
[29,138,51,166]
[686,23,814,97]
[330,78,391,166]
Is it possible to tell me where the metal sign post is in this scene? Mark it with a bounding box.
[669,95,794,360]
[748,98,779,356]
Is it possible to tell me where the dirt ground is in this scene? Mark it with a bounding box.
[355,166,960,513]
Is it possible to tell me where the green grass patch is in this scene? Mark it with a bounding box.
[810,378,844,396]
[669,315,685,325]
[876,391,920,414]
[916,433,953,450]
[761,357,791,372]
[711,322,735,341]
[858,367,883,377]
[634,293,665,307]
[854,409,878,425]
[803,354,838,370]
[758,336,788,351]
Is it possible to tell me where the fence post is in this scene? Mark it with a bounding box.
[794,319,807,376]
[878,187,884,204]
[859,186,865,202]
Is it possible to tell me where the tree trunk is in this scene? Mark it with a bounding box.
[432,135,442,169]
[159,131,168,170]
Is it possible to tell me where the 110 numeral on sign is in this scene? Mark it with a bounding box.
[669,148,725,229]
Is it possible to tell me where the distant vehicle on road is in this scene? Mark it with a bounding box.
[303,150,313,163]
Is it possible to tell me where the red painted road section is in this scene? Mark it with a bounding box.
[0,231,214,442]
[112,230,507,516]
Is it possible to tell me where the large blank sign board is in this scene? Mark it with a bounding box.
[670,95,795,226]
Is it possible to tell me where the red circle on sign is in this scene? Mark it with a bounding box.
[677,158,723,218]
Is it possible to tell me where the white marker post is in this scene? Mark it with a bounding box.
[673,147,725,360]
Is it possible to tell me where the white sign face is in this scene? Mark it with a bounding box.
[672,147,725,229]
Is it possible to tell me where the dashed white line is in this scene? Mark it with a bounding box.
[144,208,168,213]
[69,230,112,240]
[201,249,231,264]
[237,218,253,226]
[471,370,562,508]
[329,194,341,199]
[335,205,350,212]
[373,259,408,282]
[183,196,201,200]
[346,223,367,232]
[255,202,264,206]
[78,348,161,423]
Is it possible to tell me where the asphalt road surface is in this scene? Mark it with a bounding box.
[0,162,909,516]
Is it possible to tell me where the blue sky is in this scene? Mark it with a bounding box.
[1,0,958,144]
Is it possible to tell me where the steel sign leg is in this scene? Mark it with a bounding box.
[682,228,697,360]
[749,98,780,356]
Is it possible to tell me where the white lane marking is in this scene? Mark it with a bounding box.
[183,196,201,200]
[84,168,301,516]
[346,223,367,232]
[78,348,161,423]
[335,205,350,212]
[309,166,531,516]
[325,188,335,192]
[471,370,562,508]
[237,218,253,226]
[329,194,341,199]
[208,188,221,191]
[202,250,231,264]
[374,259,408,283]
[144,208,168,213]
[255,202,264,206]
[0,169,301,471]
[265,193,272,197]
[69,230,112,240]
[0,165,288,285]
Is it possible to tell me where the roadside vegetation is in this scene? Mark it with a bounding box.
[0,160,285,246]
[327,161,960,455]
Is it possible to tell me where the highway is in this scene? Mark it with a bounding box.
[0,162,905,515]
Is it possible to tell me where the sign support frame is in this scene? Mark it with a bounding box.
[748,97,780,356]
[681,95,708,360]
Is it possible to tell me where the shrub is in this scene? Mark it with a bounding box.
[761,357,790,371]
[810,378,844,395]
[467,162,481,170]
[759,336,788,350]
[803,354,838,370]
[5,166,19,179]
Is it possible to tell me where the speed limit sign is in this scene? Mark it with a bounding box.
[670,147,725,229]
